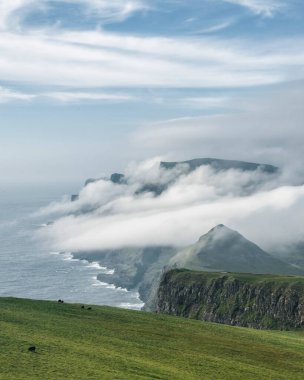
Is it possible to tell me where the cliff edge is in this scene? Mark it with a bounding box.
[156,269,304,329]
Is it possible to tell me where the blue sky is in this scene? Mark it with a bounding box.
[1,0,304,185]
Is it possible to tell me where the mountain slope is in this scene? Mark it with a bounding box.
[171,225,301,275]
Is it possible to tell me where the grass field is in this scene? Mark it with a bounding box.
[0,297,303,379]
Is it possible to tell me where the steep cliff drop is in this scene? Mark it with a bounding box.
[156,269,304,329]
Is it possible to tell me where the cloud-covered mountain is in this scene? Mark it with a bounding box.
[37,157,304,253]
[78,157,279,198]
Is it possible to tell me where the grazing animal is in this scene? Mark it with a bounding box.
[28,346,36,353]
[81,305,85,309]
[58,299,64,303]
[87,307,92,310]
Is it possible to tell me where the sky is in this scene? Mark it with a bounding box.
[1,0,304,186]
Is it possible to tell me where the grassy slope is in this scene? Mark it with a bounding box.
[0,298,303,380]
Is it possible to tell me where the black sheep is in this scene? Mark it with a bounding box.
[28,346,36,353]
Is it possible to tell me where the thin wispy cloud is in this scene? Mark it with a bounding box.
[63,0,150,23]
[1,30,304,90]
[0,0,149,30]
[0,0,302,106]
[0,0,32,29]
[0,86,34,103]
[181,96,230,109]
[223,0,286,17]
[45,91,137,103]
[193,19,236,34]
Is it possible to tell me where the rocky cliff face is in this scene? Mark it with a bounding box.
[156,269,304,329]
[73,246,178,307]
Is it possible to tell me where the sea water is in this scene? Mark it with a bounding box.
[0,183,143,309]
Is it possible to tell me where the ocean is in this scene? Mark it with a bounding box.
[0,183,143,309]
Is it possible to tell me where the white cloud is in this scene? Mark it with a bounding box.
[193,19,236,34]
[0,86,35,103]
[0,0,29,29]
[0,0,148,31]
[45,91,137,103]
[224,0,286,17]
[0,1,302,96]
[36,158,304,253]
[62,0,149,22]
[182,96,230,109]
[0,29,303,90]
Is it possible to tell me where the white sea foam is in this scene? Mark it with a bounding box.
[105,284,116,289]
[119,302,144,310]
[91,276,128,292]
[84,260,115,274]
[63,252,77,261]
[86,261,107,270]
[92,281,108,287]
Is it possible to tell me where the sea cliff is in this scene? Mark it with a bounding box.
[156,269,304,329]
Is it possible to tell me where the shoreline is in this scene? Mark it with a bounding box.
[69,252,144,310]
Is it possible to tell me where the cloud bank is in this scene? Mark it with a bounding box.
[36,157,304,254]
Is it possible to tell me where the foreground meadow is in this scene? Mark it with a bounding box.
[0,298,303,379]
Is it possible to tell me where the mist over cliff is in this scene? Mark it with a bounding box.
[36,157,304,255]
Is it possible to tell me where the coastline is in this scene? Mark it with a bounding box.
[70,251,144,310]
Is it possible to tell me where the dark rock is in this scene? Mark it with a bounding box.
[110,173,125,184]
[160,158,279,174]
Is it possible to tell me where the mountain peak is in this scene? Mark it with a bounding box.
[209,224,227,232]
[199,224,237,242]
[171,224,301,275]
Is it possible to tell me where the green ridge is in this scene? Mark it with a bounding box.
[0,297,303,379]
[165,269,304,285]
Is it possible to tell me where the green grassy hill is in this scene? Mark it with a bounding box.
[0,298,303,380]
[170,225,302,276]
